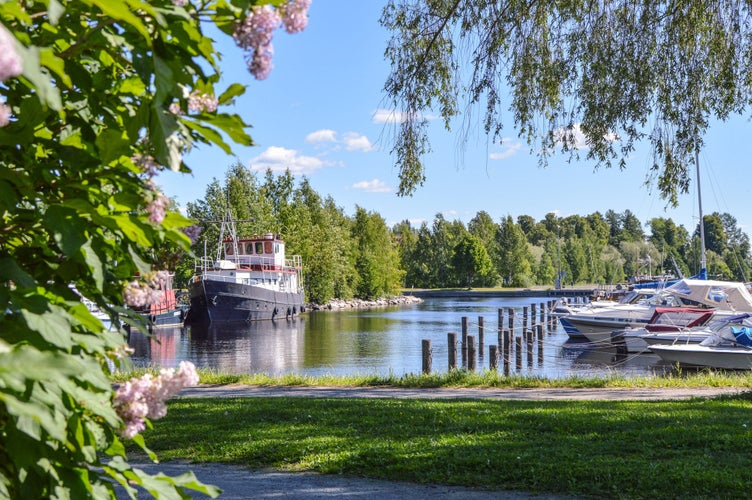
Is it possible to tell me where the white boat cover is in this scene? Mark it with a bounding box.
[664,279,752,312]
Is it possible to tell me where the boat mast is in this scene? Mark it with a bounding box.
[695,148,707,275]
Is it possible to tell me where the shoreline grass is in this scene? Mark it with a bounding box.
[111,366,752,389]
[135,391,752,499]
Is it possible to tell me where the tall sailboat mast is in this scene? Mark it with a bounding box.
[695,148,707,274]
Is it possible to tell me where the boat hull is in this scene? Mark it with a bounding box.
[649,344,752,370]
[186,278,304,323]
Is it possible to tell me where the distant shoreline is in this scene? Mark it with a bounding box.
[402,287,595,299]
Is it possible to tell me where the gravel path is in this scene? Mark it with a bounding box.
[120,385,747,499]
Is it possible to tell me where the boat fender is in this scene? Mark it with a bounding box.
[292,306,297,315]
[286,307,291,318]
[272,307,278,318]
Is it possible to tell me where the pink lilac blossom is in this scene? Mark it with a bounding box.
[114,361,199,439]
[233,5,281,80]
[168,102,183,115]
[132,152,160,177]
[172,0,188,6]
[146,190,169,225]
[0,103,10,127]
[0,24,22,82]
[280,0,311,34]
[123,280,163,308]
[187,91,218,113]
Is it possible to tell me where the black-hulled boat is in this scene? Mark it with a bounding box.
[185,215,304,324]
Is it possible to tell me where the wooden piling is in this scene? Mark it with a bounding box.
[422,339,432,374]
[489,345,498,371]
[507,307,514,332]
[448,332,457,370]
[461,316,468,367]
[536,324,544,363]
[515,337,522,370]
[467,335,476,371]
[526,330,534,366]
[478,316,485,358]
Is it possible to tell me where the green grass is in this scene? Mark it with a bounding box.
[135,392,752,499]
[111,366,752,389]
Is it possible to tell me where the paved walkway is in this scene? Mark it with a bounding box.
[178,383,745,401]
[121,385,747,499]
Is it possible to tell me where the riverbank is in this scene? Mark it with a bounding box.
[307,294,423,311]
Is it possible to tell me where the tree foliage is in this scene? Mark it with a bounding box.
[0,1,309,497]
[381,1,751,205]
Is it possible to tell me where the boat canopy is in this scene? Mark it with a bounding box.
[664,279,752,312]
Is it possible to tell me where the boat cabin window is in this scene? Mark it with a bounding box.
[264,241,272,254]
[245,243,254,254]
[255,241,264,254]
[224,243,234,255]
[274,243,280,254]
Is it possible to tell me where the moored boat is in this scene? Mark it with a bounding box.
[648,313,752,369]
[129,271,187,328]
[185,215,304,324]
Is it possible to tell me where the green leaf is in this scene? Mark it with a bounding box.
[80,240,105,291]
[90,0,151,41]
[20,306,73,350]
[95,129,131,164]
[44,205,88,257]
[110,215,151,247]
[201,113,254,146]
[181,120,233,154]
[0,257,36,287]
[217,83,246,105]
[17,45,62,110]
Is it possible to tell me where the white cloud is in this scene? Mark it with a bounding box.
[372,108,407,124]
[249,146,326,175]
[305,129,337,144]
[553,123,618,150]
[352,179,392,193]
[489,141,522,160]
[342,132,374,152]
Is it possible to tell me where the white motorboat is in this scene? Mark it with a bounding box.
[649,313,752,369]
[619,307,716,353]
[559,279,752,344]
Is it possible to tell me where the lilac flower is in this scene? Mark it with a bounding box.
[0,103,10,127]
[168,102,183,115]
[172,0,188,6]
[187,91,218,113]
[114,361,199,439]
[146,190,169,225]
[182,225,203,244]
[281,0,311,34]
[0,24,22,82]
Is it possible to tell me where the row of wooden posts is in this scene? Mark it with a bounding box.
[421,300,567,375]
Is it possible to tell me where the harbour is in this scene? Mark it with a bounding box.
[127,295,677,379]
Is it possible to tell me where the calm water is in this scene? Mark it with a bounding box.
[127,296,674,379]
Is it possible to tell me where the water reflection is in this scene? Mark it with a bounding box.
[127,297,675,379]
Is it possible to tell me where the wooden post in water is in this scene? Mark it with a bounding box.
[536,324,544,363]
[515,337,522,370]
[461,316,468,368]
[507,307,514,333]
[489,345,498,371]
[539,303,545,327]
[526,330,534,367]
[523,306,528,333]
[478,316,485,358]
[467,335,476,371]
[531,303,536,327]
[448,332,457,370]
[422,339,432,374]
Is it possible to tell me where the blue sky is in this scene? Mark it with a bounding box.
[160,1,752,237]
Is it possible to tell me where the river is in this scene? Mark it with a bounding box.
[127,296,675,379]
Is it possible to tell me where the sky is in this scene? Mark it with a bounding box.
[160,1,752,237]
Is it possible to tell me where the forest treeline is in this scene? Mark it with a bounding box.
[169,165,752,305]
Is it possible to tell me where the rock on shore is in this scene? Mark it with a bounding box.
[307,295,423,311]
